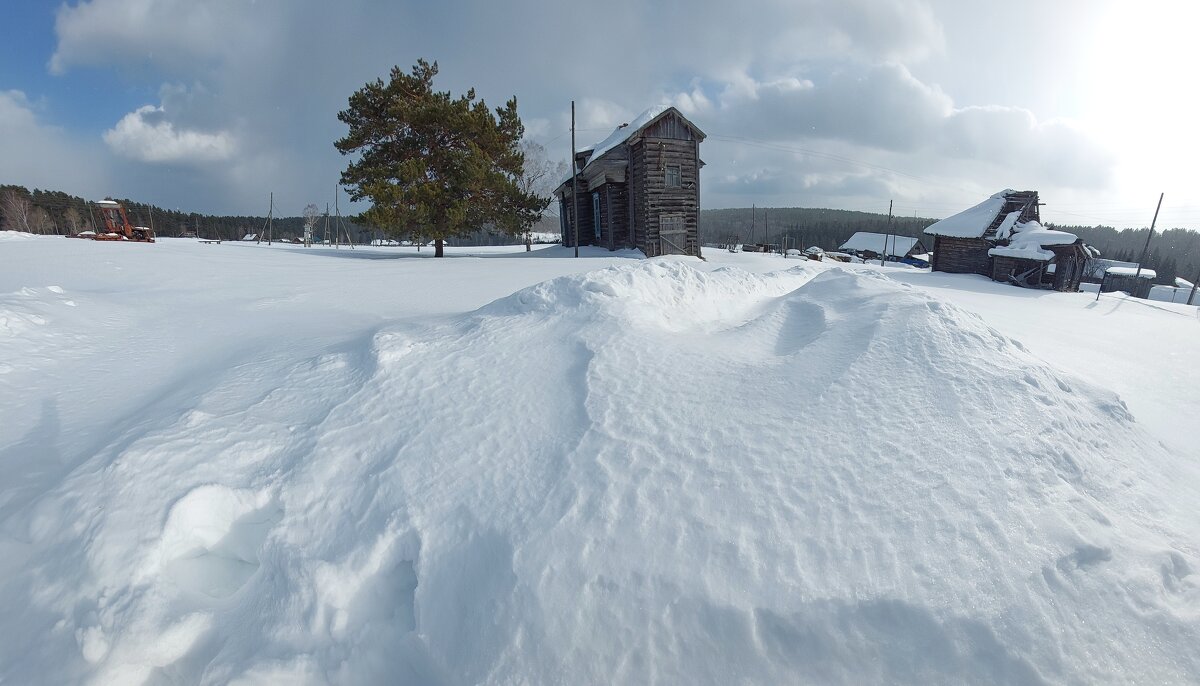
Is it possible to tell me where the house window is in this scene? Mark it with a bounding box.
[592,192,601,240]
[665,165,681,188]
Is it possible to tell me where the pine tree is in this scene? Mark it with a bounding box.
[335,59,545,257]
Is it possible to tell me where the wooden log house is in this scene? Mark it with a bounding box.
[556,106,706,257]
[924,190,1094,292]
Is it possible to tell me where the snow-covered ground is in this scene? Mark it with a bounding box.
[2,234,1198,684]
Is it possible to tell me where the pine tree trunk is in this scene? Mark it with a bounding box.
[435,238,444,257]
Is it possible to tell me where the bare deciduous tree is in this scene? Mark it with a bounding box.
[518,140,568,250]
[30,207,54,235]
[1,189,34,233]
[63,206,83,235]
[303,203,320,246]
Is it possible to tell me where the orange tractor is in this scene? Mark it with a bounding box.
[71,199,155,242]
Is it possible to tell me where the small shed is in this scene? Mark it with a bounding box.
[1082,258,1139,284]
[1100,266,1156,298]
[838,232,926,261]
[556,106,706,257]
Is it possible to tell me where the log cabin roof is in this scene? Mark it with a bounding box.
[923,189,1040,239]
[555,106,706,195]
[581,106,706,174]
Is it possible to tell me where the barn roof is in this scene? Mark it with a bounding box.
[923,190,1042,239]
[923,191,1010,238]
[838,232,920,257]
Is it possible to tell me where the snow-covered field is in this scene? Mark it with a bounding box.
[2,234,1198,684]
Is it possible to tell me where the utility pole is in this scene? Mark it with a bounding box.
[571,100,579,258]
[751,205,756,250]
[257,192,274,245]
[881,199,893,266]
[1187,268,1199,306]
[1134,193,1163,281]
[764,208,770,253]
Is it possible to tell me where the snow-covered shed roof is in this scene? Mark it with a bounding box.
[987,221,1080,262]
[1105,266,1156,278]
[838,232,920,257]
[923,190,1041,239]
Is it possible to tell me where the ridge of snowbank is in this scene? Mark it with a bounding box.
[1,259,1198,684]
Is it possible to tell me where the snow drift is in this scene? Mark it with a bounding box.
[2,260,1198,684]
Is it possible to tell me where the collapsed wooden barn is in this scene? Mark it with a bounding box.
[556,106,706,257]
[924,190,1095,292]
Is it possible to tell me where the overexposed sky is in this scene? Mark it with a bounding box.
[1,0,1196,228]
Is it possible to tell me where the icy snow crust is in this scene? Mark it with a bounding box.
[2,249,1200,683]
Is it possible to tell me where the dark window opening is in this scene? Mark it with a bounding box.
[665,165,681,188]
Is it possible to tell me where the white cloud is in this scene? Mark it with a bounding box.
[0,90,107,196]
[104,105,236,163]
[36,0,1141,221]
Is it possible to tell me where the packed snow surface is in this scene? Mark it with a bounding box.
[2,237,1199,684]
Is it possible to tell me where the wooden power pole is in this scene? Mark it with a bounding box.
[571,100,579,258]
[881,199,893,266]
[1134,193,1163,281]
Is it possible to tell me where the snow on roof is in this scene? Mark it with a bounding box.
[838,232,919,257]
[1175,277,1195,289]
[582,105,669,173]
[95,199,120,207]
[923,190,1012,238]
[992,210,1023,240]
[987,221,1078,262]
[1105,266,1156,278]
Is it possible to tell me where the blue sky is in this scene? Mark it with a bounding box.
[2,0,1199,228]
[1,3,142,132]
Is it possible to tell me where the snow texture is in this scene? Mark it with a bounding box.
[987,221,1079,261]
[838,232,919,256]
[2,237,1199,685]
[922,190,1010,238]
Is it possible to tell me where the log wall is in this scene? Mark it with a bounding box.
[630,137,700,256]
[932,236,992,275]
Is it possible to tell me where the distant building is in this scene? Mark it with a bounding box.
[555,106,706,257]
[838,232,926,261]
[1100,266,1156,298]
[923,190,1094,292]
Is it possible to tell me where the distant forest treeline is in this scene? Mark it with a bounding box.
[699,207,937,252]
[3,184,1197,284]
[699,206,1200,286]
[0,185,559,246]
